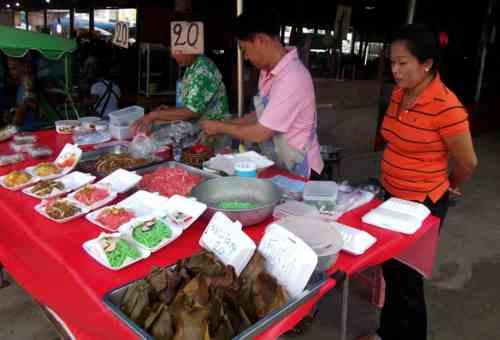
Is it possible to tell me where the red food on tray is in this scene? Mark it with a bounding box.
[96,207,135,230]
[74,185,110,206]
[138,167,202,197]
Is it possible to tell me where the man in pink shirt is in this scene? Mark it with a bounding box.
[200,10,324,178]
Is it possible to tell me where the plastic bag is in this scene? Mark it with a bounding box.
[128,133,158,160]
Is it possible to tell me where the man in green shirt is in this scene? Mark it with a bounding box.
[132,53,229,133]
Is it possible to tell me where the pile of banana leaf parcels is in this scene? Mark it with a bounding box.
[120,251,288,340]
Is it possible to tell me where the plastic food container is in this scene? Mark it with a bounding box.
[108,106,144,127]
[55,120,81,134]
[109,124,133,140]
[303,181,338,202]
[27,146,53,158]
[13,134,37,144]
[234,161,257,177]
[276,216,343,272]
[0,153,24,166]
[273,200,319,220]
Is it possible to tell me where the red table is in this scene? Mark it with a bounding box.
[0,130,440,340]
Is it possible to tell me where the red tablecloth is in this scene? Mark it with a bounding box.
[0,130,440,340]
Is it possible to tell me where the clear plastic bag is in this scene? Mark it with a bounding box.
[128,133,158,160]
[27,147,53,158]
[0,125,18,142]
[0,153,24,166]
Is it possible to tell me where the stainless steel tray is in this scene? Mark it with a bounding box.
[134,161,221,181]
[75,145,164,177]
[103,268,343,339]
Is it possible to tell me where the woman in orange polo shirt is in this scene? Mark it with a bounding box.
[359,24,477,340]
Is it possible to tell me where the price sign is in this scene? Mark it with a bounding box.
[171,21,204,54]
[113,21,129,49]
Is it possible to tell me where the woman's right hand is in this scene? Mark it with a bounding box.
[131,113,155,135]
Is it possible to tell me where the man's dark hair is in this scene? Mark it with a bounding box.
[392,23,442,72]
[234,10,280,41]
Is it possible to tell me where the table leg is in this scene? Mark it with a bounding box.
[340,276,349,340]
[0,263,10,289]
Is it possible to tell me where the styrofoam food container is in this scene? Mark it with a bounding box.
[108,106,144,127]
[109,123,133,140]
[0,170,38,191]
[55,120,81,134]
[86,190,170,231]
[163,194,207,230]
[23,171,96,200]
[25,163,65,181]
[82,232,150,270]
[97,168,142,194]
[119,215,183,253]
[35,198,90,223]
[67,184,117,211]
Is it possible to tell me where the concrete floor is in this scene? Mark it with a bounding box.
[0,130,499,340]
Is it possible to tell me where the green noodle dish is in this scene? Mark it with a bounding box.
[132,219,172,248]
[217,201,258,210]
[105,239,141,268]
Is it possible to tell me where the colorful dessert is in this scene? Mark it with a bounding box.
[132,218,173,248]
[99,237,141,268]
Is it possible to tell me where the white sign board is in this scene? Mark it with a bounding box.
[171,21,204,54]
[258,223,318,298]
[113,21,129,49]
[199,212,255,275]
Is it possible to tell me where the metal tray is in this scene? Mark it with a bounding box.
[134,161,221,181]
[103,267,343,340]
[75,145,164,177]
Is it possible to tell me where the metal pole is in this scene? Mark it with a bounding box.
[407,0,417,24]
[340,276,349,340]
[237,0,244,117]
[43,9,48,31]
[89,8,94,33]
[69,8,75,38]
[475,0,494,102]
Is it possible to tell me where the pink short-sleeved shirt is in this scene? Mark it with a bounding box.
[257,48,324,175]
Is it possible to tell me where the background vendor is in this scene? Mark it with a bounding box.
[200,10,323,179]
[131,51,229,134]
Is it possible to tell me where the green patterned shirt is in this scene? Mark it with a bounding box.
[181,55,229,120]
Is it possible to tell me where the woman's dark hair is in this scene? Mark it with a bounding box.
[234,10,280,41]
[392,23,442,72]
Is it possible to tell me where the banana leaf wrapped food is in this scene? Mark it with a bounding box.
[120,251,289,340]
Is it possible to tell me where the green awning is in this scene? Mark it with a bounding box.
[0,25,77,60]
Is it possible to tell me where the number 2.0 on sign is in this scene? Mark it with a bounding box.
[170,21,204,55]
[113,21,129,49]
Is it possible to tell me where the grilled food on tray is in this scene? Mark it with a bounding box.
[96,207,136,230]
[95,153,148,175]
[119,251,288,340]
[45,199,81,220]
[34,162,62,177]
[30,180,65,197]
[3,170,32,188]
[73,185,110,206]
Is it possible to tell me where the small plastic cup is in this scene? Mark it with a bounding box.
[234,161,257,177]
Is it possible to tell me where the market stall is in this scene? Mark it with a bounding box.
[0,25,78,122]
[0,129,441,340]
